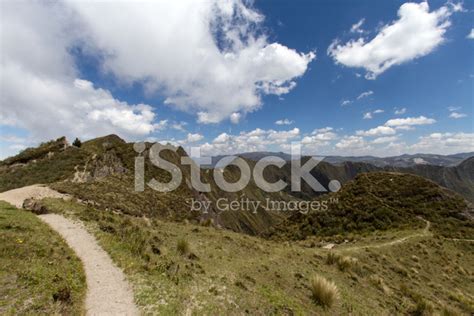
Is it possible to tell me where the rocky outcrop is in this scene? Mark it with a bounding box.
[23,198,49,215]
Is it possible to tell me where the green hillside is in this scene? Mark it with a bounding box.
[0,201,86,314]
[268,172,471,240]
[36,197,474,315]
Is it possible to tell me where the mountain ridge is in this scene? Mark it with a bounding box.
[208,151,474,168]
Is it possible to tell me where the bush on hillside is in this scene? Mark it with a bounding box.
[310,274,339,308]
[72,138,82,147]
[177,238,190,256]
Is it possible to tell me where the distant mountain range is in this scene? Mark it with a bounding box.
[208,151,474,168]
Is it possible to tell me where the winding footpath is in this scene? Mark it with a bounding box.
[337,218,432,252]
[0,185,138,316]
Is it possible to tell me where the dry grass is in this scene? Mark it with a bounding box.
[336,256,358,272]
[176,238,190,256]
[325,252,338,265]
[309,274,339,308]
[441,306,461,316]
[325,252,358,272]
[40,198,474,315]
[369,275,391,295]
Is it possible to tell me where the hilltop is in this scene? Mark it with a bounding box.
[0,135,289,234]
[267,172,472,240]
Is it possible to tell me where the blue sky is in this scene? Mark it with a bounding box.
[0,0,473,158]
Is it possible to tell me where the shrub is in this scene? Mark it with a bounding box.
[326,252,358,272]
[177,238,190,256]
[325,252,338,265]
[336,256,358,272]
[310,274,339,308]
[369,275,391,295]
[441,306,460,316]
[72,138,82,147]
[201,218,213,227]
[411,298,434,316]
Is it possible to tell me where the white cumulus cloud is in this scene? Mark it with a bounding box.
[185,133,204,143]
[230,112,242,124]
[335,136,368,150]
[385,116,436,128]
[363,112,373,120]
[394,107,407,115]
[357,90,374,100]
[0,0,315,148]
[356,126,396,137]
[350,19,365,33]
[275,119,294,125]
[410,132,474,154]
[363,109,384,119]
[449,112,467,119]
[467,28,474,39]
[371,136,399,144]
[0,1,161,141]
[328,2,460,79]
[195,127,300,156]
[66,0,315,123]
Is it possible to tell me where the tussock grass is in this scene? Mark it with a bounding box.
[411,298,434,316]
[201,218,214,227]
[325,252,338,265]
[401,284,435,316]
[336,256,358,272]
[177,238,190,256]
[442,306,461,316]
[369,275,391,295]
[309,274,339,308]
[325,252,358,272]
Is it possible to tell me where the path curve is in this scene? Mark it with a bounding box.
[39,214,138,316]
[0,185,138,316]
[0,184,69,208]
[338,218,431,252]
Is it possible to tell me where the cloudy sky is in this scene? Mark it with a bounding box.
[1,0,473,159]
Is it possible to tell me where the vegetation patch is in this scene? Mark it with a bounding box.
[176,238,190,256]
[38,197,474,315]
[268,172,469,240]
[309,274,339,308]
[0,201,86,314]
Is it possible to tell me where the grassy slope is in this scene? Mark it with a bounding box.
[42,198,474,315]
[269,172,471,240]
[0,146,89,193]
[0,201,86,315]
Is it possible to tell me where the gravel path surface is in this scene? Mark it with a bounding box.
[0,185,138,315]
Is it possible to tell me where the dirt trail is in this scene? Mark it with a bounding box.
[0,184,69,208]
[39,214,138,315]
[0,185,138,316]
[339,218,432,252]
